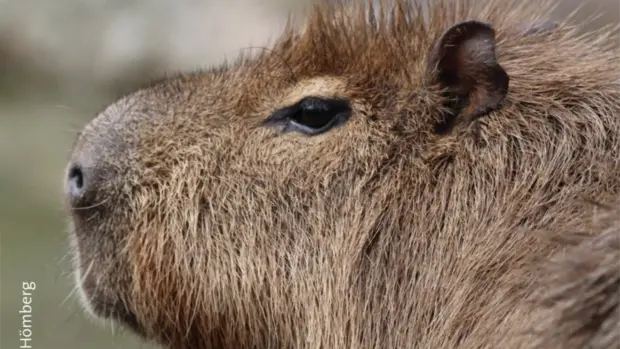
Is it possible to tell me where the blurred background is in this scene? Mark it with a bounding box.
[0,0,617,348]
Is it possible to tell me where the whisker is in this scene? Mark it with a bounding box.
[71,197,111,211]
[60,260,94,308]
[54,104,76,110]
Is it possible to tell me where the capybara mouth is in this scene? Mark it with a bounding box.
[75,262,145,336]
[71,233,146,337]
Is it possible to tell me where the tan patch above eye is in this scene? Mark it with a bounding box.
[278,76,348,108]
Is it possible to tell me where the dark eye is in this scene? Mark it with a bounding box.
[263,96,351,135]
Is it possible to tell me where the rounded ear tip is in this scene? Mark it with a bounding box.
[428,19,501,72]
[452,20,496,35]
[435,20,497,50]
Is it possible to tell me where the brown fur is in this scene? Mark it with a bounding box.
[64,1,620,348]
[530,204,620,349]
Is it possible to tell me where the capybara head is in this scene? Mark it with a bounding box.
[63,0,620,348]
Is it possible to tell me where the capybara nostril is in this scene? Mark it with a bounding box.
[67,164,86,201]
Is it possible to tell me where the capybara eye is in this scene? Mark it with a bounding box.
[263,96,351,135]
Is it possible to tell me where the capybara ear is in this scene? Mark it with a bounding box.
[428,20,509,133]
[519,19,558,36]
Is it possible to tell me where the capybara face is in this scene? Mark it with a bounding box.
[63,1,620,348]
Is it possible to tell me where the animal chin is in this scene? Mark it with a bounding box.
[72,248,145,337]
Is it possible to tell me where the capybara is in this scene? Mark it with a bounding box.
[63,0,620,348]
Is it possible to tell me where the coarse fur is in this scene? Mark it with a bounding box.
[530,203,620,349]
[63,0,620,348]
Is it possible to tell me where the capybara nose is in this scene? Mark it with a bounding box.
[66,163,87,203]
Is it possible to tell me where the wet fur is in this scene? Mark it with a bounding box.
[66,0,620,348]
